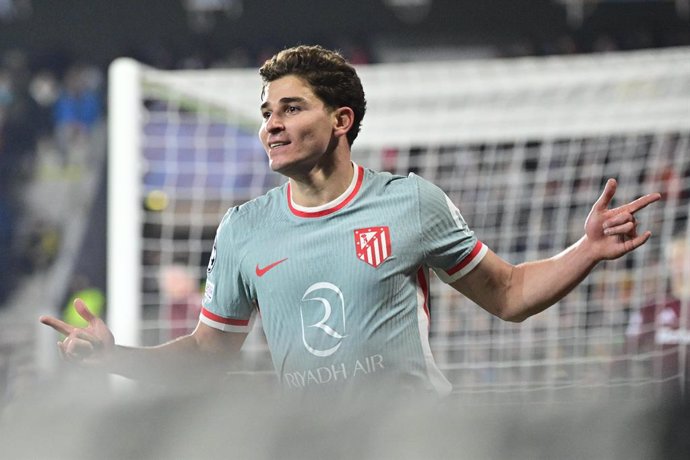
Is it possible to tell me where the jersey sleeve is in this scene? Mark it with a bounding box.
[413,174,488,284]
[200,207,256,332]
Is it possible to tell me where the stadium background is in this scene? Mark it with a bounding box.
[0,1,689,458]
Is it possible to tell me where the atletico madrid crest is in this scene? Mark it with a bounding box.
[354,226,391,268]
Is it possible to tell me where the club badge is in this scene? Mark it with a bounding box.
[354,226,391,268]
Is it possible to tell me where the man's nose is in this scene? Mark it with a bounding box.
[265,113,284,133]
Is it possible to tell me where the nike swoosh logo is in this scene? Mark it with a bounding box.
[255,258,288,277]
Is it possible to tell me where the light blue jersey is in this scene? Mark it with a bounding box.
[201,164,487,395]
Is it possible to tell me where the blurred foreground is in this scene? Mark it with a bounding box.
[1,370,688,460]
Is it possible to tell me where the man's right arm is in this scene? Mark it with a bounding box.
[40,298,247,388]
[108,322,248,387]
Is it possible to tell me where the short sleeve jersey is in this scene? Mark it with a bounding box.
[201,164,487,395]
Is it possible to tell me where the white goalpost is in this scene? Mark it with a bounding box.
[108,47,690,403]
[107,58,143,348]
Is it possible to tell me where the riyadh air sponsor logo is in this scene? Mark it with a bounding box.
[354,226,391,268]
[282,354,386,389]
[300,282,347,357]
[289,281,388,389]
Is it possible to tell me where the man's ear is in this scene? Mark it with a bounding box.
[333,107,355,138]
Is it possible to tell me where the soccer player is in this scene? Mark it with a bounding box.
[40,45,660,397]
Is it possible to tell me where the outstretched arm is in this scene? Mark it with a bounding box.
[452,179,660,322]
[40,299,247,386]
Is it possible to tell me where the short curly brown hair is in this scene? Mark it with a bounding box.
[259,45,367,146]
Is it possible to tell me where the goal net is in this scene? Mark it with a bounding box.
[108,47,690,403]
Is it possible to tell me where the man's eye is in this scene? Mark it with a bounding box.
[261,111,271,119]
[286,106,300,114]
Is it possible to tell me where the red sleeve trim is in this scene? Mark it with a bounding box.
[446,240,484,276]
[201,307,250,326]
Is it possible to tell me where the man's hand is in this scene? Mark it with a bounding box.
[39,298,115,365]
[584,178,661,261]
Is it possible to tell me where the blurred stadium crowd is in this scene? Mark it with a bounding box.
[0,51,103,306]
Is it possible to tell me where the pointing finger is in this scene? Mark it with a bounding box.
[616,192,661,215]
[40,315,75,337]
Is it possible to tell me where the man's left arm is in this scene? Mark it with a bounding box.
[451,179,660,322]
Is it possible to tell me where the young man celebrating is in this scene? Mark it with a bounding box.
[40,45,660,397]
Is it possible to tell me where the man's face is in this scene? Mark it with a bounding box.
[259,75,336,175]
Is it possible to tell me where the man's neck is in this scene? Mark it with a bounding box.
[288,155,355,208]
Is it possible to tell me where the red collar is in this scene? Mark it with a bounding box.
[286,164,364,218]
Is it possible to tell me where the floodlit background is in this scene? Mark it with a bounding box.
[0,1,689,458]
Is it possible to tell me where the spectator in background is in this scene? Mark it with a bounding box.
[53,64,102,169]
[625,233,690,395]
[159,264,202,340]
[28,69,60,152]
[1,50,39,161]
[0,66,40,180]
